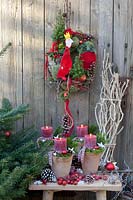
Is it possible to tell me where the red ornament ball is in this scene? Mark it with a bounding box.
[105,162,115,171]
[5,131,11,137]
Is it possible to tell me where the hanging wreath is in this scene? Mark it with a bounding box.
[45,12,96,100]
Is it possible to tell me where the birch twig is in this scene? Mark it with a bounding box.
[95,51,129,163]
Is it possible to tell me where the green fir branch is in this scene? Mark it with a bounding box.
[0,42,12,57]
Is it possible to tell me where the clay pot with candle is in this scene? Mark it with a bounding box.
[51,137,73,178]
[51,154,73,178]
[81,152,102,175]
[81,134,103,175]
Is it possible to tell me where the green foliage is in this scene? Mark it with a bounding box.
[50,64,60,81]
[0,98,30,132]
[67,136,79,153]
[52,11,65,42]
[0,128,51,200]
[53,125,63,136]
[0,98,51,200]
[78,40,96,54]
[55,152,72,158]
[0,42,12,57]
[85,147,104,154]
[70,56,85,79]
[89,124,99,133]
[96,132,108,144]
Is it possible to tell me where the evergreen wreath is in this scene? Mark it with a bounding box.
[45,11,96,100]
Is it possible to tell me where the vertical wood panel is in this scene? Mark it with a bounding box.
[45,0,64,128]
[22,0,44,129]
[123,80,133,169]
[0,0,22,108]
[89,0,114,125]
[114,0,133,169]
[113,0,128,76]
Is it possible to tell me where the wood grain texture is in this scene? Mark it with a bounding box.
[29,179,122,191]
[89,0,114,124]
[22,0,44,129]
[45,0,64,128]
[113,0,133,169]
[113,0,132,76]
[0,0,22,107]
[0,0,23,130]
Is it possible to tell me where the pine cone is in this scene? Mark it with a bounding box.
[85,175,94,184]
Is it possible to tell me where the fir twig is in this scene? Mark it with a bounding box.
[0,42,12,57]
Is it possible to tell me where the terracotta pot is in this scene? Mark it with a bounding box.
[81,152,102,175]
[51,155,73,178]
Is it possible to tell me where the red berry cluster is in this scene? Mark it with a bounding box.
[57,172,85,186]
[91,174,108,181]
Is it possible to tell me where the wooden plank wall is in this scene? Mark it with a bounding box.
[0,0,132,190]
[0,0,44,130]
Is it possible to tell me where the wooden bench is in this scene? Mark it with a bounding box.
[29,179,122,200]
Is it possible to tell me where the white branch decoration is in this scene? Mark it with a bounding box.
[95,50,129,163]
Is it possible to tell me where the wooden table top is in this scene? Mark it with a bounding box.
[29,179,122,192]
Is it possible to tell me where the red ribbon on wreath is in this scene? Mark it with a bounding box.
[62,77,74,137]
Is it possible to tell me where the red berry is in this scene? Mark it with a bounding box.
[58,177,64,181]
[94,145,100,149]
[92,174,96,178]
[42,179,47,184]
[57,178,64,185]
[76,178,80,182]
[71,174,75,179]
[75,173,79,178]
[67,180,71,184]
[66,175,70,179]
[95,175,100,180]
[70,180,74,184]
[57,180,62,185]
[62,180,67,186]
[73,181,78,185]
[79,175,83,180]
[62,150,67,154]
[102,175,108,180]
[5,131,11,137]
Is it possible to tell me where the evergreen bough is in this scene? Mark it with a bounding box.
[0,98,51,200]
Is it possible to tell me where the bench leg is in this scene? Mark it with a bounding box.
[42,191,54,200]
[96,191,106,200]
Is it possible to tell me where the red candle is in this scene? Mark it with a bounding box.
[41,126,53,138]
[84,134,97,149]
[76,124,88,138]
[54,138,67,153]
